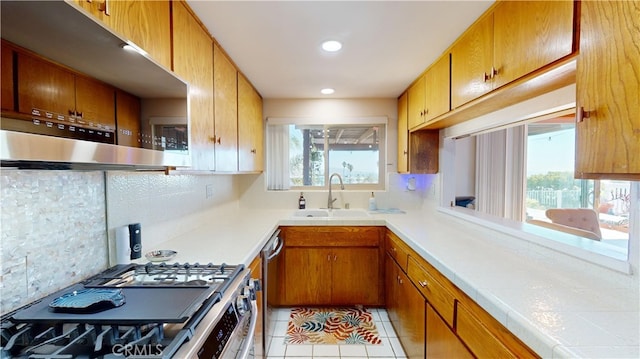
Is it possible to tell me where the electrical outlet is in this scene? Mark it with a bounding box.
[206,184,214,199]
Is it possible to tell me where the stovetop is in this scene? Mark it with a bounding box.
[83,262,243,293]
[0,262,247,359]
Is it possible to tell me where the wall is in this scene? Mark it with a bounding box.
[0,170,107,313]
[105,172,240,264]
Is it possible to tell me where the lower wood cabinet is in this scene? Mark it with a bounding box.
[426,303,472,359]
[386,253,425,358]
[279,226,384,306]
[384,229,539,359]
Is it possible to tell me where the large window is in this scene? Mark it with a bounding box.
[267,118,386,190]
[525,117,630,246]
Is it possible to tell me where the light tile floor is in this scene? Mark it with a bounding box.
[266,308,407,359]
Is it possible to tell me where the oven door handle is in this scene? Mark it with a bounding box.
[267,237,284,261]
[238,300,259,359]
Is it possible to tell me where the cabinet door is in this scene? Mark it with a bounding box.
[73,0,171,70]
[238,72,264,172]
[385,254,400,328]
[426,304,472,359]
[407,75,426,129]
[17,53,76,119]
[105,0,172,70]
[424,54,450,123]
[397,92,409,173]
[115,89,141,147]
[575,1,640,178]
[172,1,215,170]
[396,264,425,359]
[331,247,380,306]
[213,44,239,172]
[75,75,115,129]
[1,42,14,112]
[283,247,332,305]
[451,13,493,109]
[409,130,439,174]
[493,0,574,89]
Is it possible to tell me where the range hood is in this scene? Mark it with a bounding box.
[0,0,191,170]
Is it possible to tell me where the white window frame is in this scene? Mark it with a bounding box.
[266,117,387,191]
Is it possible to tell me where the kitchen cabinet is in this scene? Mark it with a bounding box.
[407,75,426,130]
[172,1,215,170]
[397,92,409,173]
[398,92,440,174]
[16,51,115,132]
[492,0,574,89]
[72,0,172,70]
[115,89,141,148]
[385,253,425,358]
[1,42,14,112]
[451,0,574,109]
[451,11,493,109]
[426,303,472,359]
[279,226,384,306]
[423,54,451,124]
[213,43,239,172]
[238,72,264,172]
[410,130,439,174]
[385,228,539,359]
[575,0,640,180]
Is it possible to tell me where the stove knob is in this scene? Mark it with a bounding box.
[236,295,250,315]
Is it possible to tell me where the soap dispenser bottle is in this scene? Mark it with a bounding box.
[298,192,306,209]
[368,192,377,211]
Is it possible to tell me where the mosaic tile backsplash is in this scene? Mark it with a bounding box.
[0,170,108,314]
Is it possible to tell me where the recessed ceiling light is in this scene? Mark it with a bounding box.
[321,40,342,52]
[321,88,335,95]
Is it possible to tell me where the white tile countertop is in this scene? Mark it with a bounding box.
[141,207,639,358]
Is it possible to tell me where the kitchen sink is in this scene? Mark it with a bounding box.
[292,209,330,217]
[291,209,370,218]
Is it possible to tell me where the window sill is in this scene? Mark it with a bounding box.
[437,206,631,274]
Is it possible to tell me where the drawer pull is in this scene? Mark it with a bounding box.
[418,280,428,288]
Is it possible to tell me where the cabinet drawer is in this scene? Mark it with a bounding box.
[282,226,381,247]
[385,230,409,271]
[456,301,539,358]
[407,256,455,327]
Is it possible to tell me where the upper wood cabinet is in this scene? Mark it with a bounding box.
[172,1,215,170]
[424,54,451,124]
[410,130,439,174]
[407,75,426,130]
[451,12,494,109]
[73,0,171,70]
[451,0,574,109]
[492,0,574,89]
[1,42,14,112]
[397,92,409,173]
[238,72,264,172]
[408,54,451,129]
[575,1,640,180]
[213,43,239,172]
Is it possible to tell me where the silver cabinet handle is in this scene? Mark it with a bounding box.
[419,280,428,288]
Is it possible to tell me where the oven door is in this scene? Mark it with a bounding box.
[196,295,258,359]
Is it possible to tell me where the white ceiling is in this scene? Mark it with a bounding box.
[187,1,495,100]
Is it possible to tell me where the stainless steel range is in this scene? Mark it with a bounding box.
[0,262,257,359]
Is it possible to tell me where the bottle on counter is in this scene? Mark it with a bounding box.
[298,192,306,209]
[368,192,377,211]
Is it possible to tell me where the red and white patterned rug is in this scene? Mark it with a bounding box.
[285,307,382,345]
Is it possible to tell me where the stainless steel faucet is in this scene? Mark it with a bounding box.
[327,173,345,209]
